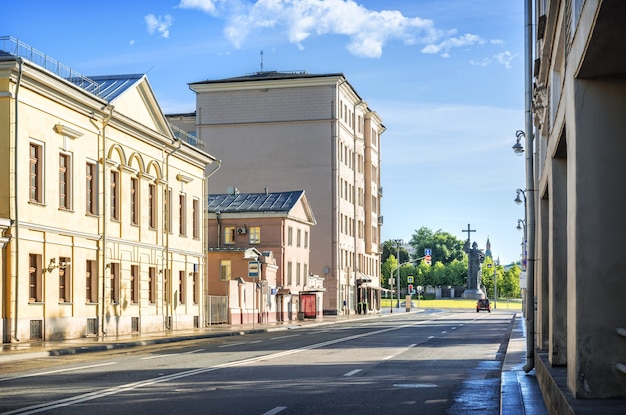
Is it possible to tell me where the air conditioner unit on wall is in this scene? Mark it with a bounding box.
[237,227,247,235]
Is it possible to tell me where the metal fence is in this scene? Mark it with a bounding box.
[205,295,228,325]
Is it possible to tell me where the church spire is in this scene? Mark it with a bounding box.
[485,236,492,259]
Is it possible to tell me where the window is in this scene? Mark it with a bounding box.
[110,170,120,220]
[224,227,236,245]
[192,198,199,239]
[304,231,309,249]
[59,256,70,302]
[164,188,172,232]
[148,266,156,303]
[86,260,97,303]
[287,226,293,246]
[304,264,308,284]
[29,254,42,302]
[287,261,293,285]
[130,265,138,303]
[179,270,185,304]
[130,177,139,225]
[164,270,170,304]
[297,229,301,247]
[192,271,198,304]
[149,183,156,229]
[29,143,43,203]
[110,263,120,304]
[179,193,187,236]
[249,226,260,244]
[59,153,71,209]
[220,260,231,281]
[296,262,301,286]
[86,162,97,215]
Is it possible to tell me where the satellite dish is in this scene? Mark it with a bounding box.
[323,266,330,275]
[226,186,239,195]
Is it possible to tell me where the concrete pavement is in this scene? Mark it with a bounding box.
[1,309,550,414]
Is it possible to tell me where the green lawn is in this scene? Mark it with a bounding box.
[380,297,523,310]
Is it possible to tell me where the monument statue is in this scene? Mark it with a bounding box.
[462,224,486,299]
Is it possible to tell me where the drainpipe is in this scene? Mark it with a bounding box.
[11,58,23,342]
[163,138,182,329]
[353,99,364,313]
[202,160,221,327]
[523,0,536,373]
[334,78,347,313]
[90,105,113,336]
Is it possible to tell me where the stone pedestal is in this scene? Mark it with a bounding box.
[462,288,485,299]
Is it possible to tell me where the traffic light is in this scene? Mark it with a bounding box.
[408,284,413,293]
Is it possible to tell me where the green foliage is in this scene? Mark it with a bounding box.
[380,227,523,299]
[408,227,466,265]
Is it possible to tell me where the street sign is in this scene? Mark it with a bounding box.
[407,275,414,283]
[416,285,423,293]
[248,261,260,278]
[424,248,432,256]
[424,255,431,261]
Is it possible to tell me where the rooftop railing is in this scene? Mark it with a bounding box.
[1,36,101,97]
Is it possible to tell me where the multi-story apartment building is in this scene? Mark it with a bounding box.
[205,188,320,324]
[0,37,217,342]
[528,0,626,405]
[175,71,385,315]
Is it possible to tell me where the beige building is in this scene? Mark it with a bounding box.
[205,189,320,324]
[0,37,217,342]
[529,0,626,405]
[172,71,385,315]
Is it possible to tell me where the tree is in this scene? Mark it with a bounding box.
[409,227,465,265]
[380,240,410,264]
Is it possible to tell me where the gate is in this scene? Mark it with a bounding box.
[205,295,228,325]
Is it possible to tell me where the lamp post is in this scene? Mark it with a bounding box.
[493,258,499,309]
[516,218,527,271]
[394,239,403,309]
[515,188,528,270]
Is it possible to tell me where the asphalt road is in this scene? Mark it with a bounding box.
[0,309,515,415]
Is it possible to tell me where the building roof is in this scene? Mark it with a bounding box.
[86,74,144,101]
[189,70,344,86]
[208,190,305,213]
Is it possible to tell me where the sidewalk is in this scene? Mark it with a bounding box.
[1,310,549,414]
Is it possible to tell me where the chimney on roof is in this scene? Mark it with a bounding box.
[265,187,269,194]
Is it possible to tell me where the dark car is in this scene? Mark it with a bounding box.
[476,298,491,313]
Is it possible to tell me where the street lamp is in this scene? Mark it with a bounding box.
[493,258,500,309]
[394,239,403,309]
[512,130,525,156]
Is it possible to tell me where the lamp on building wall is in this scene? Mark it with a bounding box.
[46,258,58,273]
[512,130,525,156]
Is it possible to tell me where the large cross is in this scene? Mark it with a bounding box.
[462,223,476,245]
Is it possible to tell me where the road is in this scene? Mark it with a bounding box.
[0,309,515,415]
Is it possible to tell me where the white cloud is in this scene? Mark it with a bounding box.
[129,40,136,46]
[421,33,485,56]
[470,51,517,69]
[145,14,174,38]
[177,0,496,60]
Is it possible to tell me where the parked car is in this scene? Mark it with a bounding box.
[400,301,417,308]
[476,298,491,313]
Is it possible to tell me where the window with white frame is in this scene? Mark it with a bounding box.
[249,226,260,244]
[59,153,72,210]
[29,143,43,203]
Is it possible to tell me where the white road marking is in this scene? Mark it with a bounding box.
[140,349,204,360]
[1,315,452,414]
[0,362,116,382]
[383,355,394,360]
[262,407,287,415]
[218,342,246,348]
[271,334,300,340]
[343,369,362,377]
[409,343,417,348]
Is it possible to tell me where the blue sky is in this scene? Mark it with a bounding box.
[4,0,527,264]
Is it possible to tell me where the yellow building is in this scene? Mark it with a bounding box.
[0,37,217,342]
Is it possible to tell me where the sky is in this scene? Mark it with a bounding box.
[3,0,527,265]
